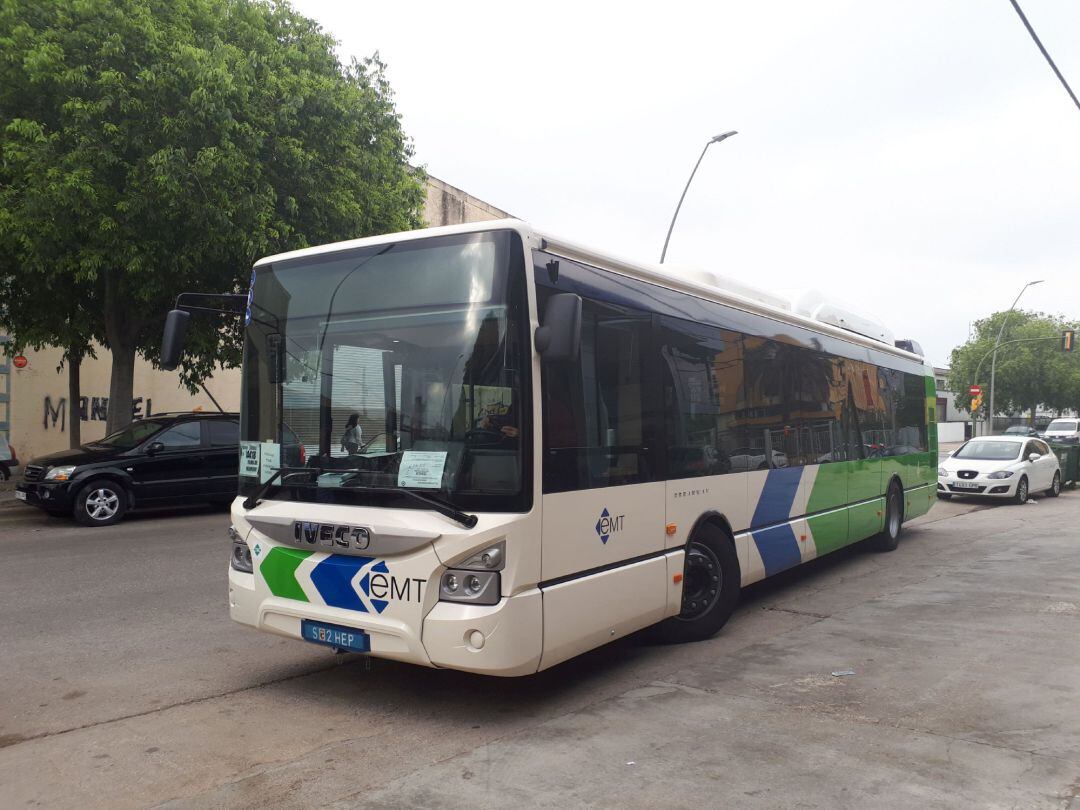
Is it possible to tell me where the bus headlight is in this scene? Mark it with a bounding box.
[230,526,253,573]
[439,569,499,605]
[457,541,505,571]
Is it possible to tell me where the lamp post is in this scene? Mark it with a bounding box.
[985,280,1043,435]
[659,131,738,263]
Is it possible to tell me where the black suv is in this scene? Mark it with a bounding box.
[16,412,240,526]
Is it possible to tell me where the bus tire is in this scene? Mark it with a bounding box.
[652,523,740,644]
[871,480,903,552]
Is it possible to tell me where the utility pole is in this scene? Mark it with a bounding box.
[660,131,738,264]
[986,280,1043,435]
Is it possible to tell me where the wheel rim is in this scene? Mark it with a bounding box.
[678,541,722,620]
[888,489,901,536]
[1053,474,1061,494]
[1018,479,1028,501]
[85,488,119,520]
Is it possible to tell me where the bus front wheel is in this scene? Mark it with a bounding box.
[653,524,740,644]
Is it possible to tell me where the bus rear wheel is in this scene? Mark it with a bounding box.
[871,480,904,552]
[652,524,740,644]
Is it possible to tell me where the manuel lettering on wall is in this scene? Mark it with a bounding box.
[43,396,153,431]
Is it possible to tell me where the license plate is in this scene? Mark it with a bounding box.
[14,490,26,501]
[300,619,370,653]
[952,481,980,489]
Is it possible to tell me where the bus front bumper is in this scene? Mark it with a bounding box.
[228,566,543,677]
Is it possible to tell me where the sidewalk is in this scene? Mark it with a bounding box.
[0,479,21,509]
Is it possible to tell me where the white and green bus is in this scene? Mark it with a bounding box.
[167,220,936,676]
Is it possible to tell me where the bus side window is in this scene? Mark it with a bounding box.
[659,315,744,479]
[541,294,652,493]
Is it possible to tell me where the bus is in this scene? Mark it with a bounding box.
[165,220,937,676]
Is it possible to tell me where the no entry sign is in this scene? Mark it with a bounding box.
[969,385,982,396]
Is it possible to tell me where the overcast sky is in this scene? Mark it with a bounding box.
[292,0,1080,367]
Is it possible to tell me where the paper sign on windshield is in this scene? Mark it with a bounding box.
[240,442,260,478]
[260,441,281,484]
[397,450,447,489]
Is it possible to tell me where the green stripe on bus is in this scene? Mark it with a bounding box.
[807,508,848,555]
[806,463,849,513]
[261,547,312,602]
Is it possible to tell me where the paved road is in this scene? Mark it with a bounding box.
[1,490,1078,808]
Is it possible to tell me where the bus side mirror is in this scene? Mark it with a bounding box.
[161,309,190,371]
[535,293,581,361]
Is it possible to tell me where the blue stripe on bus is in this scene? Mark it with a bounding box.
[752,523,803,576]
[752,466,803,528]
[310,555,374,612]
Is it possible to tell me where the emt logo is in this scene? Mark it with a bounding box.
[595,507,624,545]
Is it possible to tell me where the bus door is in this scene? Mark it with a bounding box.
[537,299,669,668]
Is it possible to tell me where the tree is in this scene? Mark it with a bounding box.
[0,0,425,433]
[0,269,98,448]
[947,310,1077,424]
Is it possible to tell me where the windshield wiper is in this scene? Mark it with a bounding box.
[339,480,478,529]
[242,466,325,509]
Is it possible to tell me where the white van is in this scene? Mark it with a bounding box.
[1043,419,1080,443]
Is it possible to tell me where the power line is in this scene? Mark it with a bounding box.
[1007,0,1080,114]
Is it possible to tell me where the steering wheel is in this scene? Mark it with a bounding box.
[464,428,504,446]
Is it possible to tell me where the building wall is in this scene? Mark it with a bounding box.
[422,175,511,226]
[933,366,967,423]
[2,176,510,462]
[6,343,240,461]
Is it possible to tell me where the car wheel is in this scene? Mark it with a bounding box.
[1011,476,1029,505]
[74,480,128,527]
[650,523,740,643]
[871,480,904,552]
[1046,471,1061,498]
[0,464,9,481]
[936,491,951,500]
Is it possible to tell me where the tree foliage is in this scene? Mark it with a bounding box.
[947,310,1080,421]
[0,0,425,431]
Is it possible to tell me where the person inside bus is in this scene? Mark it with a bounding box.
[477,398,519,443]
[341,412,363,455]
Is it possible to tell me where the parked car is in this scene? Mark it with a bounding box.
[15,412,240,526]
[730,447,788,471]
[1002,425,1041,438]
[937,435,1061,504]
[0,434,17,481]
[1042,418,1080,444]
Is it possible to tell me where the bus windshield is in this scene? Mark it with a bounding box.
[240,230,530,512]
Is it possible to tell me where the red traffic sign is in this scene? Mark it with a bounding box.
[969,385,982,396]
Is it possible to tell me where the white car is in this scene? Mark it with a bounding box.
[729,447,788,472]
[1043,418,1080,444]
[938,436,1062,503]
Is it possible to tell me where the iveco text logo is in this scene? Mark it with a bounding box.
[292,521,371,550]
[595,507,624,545]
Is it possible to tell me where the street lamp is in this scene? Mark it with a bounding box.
[985,279,1043,435]
[659,130,738,263]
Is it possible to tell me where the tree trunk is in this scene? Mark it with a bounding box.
[103,268,141,435]
[1030,402,1037,427]
[68,353,81,448]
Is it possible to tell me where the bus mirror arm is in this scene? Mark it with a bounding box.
[535,293,582,361]
[160,292,247,371]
